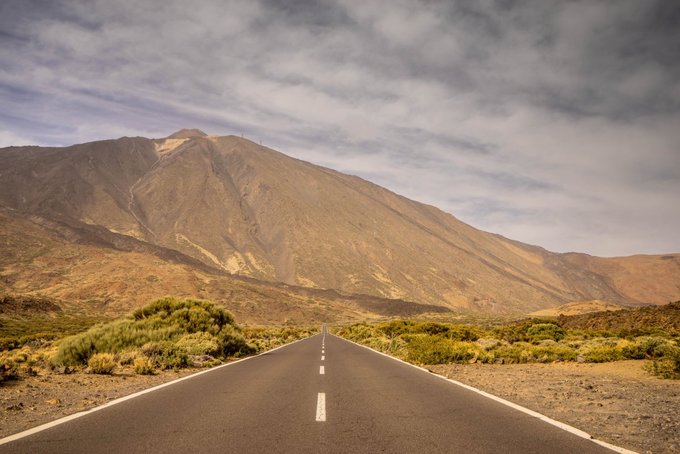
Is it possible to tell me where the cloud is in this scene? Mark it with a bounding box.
[0,0,679,256]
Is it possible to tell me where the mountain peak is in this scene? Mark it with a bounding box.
[166,128,208,139]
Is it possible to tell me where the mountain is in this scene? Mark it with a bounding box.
[1,130,679,317]
[0,207,447,326]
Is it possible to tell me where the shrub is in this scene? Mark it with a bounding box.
[52,298,241,367]
[133,356,156,375]
[52,332,96,366]
[378,320,416,338]
[530,343,577,362]
[621,337,674,359]
[241,326,317,353]
[415,322,450,336]
[580,344,622,363]
[493,343,535,364]
[176,332,220,356]
[649,346,680,379]
[494,319,566,344]
[0,358,19,382]
[141,341,189,369]
[526,323,566,342]
[405,335,483,365]
[446,325,482,342]
[118,351,137,366]
[476,338,503,351]
[87,353,116,374]
[216,326,254,357]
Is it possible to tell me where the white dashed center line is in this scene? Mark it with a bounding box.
[319,365,325,375]
[316,393,326,422]
[321,355,325,361]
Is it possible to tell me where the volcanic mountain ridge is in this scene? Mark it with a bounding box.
[1,129,678,316]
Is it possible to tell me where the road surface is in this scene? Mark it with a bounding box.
[0,328,624,453]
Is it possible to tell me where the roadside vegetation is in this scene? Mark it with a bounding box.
[0,296,111,351]
[1,297,316,382]
[334,312,680,379]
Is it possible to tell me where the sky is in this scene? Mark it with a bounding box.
[1,0,679,257]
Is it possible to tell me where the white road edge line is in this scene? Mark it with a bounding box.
[320,365,325,375]
[316,392,326,422]
[335,333,638,454]
[0,334,319,446]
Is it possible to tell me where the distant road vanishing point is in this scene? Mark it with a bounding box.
[0,328,629,454]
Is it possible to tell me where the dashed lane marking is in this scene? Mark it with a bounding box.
[316,393,326,422]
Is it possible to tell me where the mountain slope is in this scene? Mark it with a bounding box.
[1,131,679,314]
[0,207,446,325]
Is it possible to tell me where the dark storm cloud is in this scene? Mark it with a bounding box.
[0,0,678,256]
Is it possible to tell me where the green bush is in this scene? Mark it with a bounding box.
[241,326,316,353]
[334,318,680,379]
[141,341,189,369]
[621,337,674,359]
[493,343,534,363]
[530,343,577,362]
[445,325,482,342]
[526,323,566,342]
[52,298,244,367]
[378,320,416,338]
[216,325,253,357]
[647,346,680,379]
[494,319,566,344]
[87,353,116,374]
[405,335,483,365]
[580,344,622,363]
[176,332,220,356]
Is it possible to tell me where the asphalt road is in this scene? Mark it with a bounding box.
[1,328,623,453]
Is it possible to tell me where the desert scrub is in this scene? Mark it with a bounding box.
[620,336,675,359]
[494,319,566,344]
[0,347,50,381]
[133,356,156,375]
[404,335,487,365]
[176,332,220,356]
[334,318,680,377]
[647,345,680,379]
[577,338,625,362]
[52,298,251,368]
[526,323,566,342]
[87,353,116,374]
[242,326,317,352]
[140,341,189,369]
[0,358,19,383]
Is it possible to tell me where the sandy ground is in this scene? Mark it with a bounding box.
[2,360,678,453]
[429,360,679,454]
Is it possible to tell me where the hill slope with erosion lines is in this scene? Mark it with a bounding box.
[1,131,679,314]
